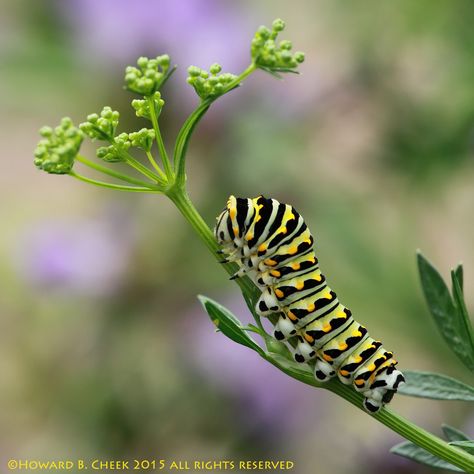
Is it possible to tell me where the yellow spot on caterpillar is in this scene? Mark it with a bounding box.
[368,364,376,372]
[275,289,284,299]
[352,330,362,338]
[258,243,267,252]
[233,227,239,236]
[323,291,332,299]
[278,226,287,234]
[304,333,314,343]
[291,262,301,270]
[245,233,253,241]
[255,215,262,222]
[339,342,348,351]
[323,354,332,362]
[307,303,315,312]
[304,239,312,245]
[354,356,363,363]
[270,270,281,277]
[229,208,236,219]
[339,369,350,377]
[354,379,364,387]
[296,281,304,290]
[265,259,277,266]
[314,274,322,282]
[288,246,298,255]
[322,323,332,333]
[287,311,298,321]
[309,257,316,263]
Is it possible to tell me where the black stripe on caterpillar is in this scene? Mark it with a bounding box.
[214,195,405,413]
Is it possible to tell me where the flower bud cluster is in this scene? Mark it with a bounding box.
[129,128,155,152]
[125,55,171,96]
[80,107,120,141]
[96,133,130,162]
[251,19,305,73]
[187,63,237,100]
[132,91,165,119]
[34,118,84,174]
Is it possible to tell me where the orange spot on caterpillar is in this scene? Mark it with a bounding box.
[304,333,314,343]
[275,289,284,299]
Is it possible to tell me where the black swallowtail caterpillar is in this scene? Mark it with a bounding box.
[214,195,405,413]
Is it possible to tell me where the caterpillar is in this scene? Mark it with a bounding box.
[214,195,405,413]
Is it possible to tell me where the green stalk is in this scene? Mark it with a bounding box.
[146,150,167,180]
[148,96,173,179]
[69,171,162,193]
[76,154,156,188]
[168,186,474,474]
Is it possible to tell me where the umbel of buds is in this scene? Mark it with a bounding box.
[187,63,238,100]
[80,107,120,141]
[125,55,172,96]
[251,19,305,73]
[132,92,165,119]
[34,118,83,174]
[96,133,130,162]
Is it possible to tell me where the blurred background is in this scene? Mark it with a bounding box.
[1,0,473,472]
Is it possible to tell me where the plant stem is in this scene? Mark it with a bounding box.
[148,96,173,179]
[168,185,474,474]
[76,154,156,188]
[69,171,162,193]
[146,150,167,180]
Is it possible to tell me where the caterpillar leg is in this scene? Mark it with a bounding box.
[256,288,279,316]
[273,315,297,340]
[293,336,316,363]
[314,357,336,381]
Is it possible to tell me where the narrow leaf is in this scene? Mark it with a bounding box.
[266,353,317,385]
[398,370,474,400]
[451,441,474,456]
[390,441,462,472]
[451,270,474,372]
[454,263,464,293]
[417,252,474,372]
[442,424,471,442]
[198,295,264,355]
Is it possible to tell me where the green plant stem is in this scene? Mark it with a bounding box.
[76,154,156,188]
[173,63,257,187]
[146,150,167,180]
[168,186,474,474]
[69,171,162,193]
[148,96,173,179]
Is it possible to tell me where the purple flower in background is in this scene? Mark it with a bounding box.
[60,0,252,74]
[182,295,327,435]
[16,207,135,296]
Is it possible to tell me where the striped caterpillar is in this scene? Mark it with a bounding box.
[214,195,405,413]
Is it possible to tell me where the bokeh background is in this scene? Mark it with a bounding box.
[1,1,474,472]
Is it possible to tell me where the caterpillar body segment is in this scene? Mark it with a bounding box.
[215,195,405,413]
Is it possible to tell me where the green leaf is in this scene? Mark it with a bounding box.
[442,424,471,442]
[451,269,474,371]
[266,353,318,385]
[451,441,474,455]
[398,370,474,400]
[454,263,464,293]
[391,441,463,472]
[198,295,264,356]
[417,252,474,372]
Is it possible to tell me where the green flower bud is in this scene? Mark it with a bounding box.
[187,64,237,100]
[124,55,173,96]
[131,91,164,119]
[80,106,120,141]
[34,117,83,174]
[272,18,285,33]
[251,19,305,75]
[129,128,155,152]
